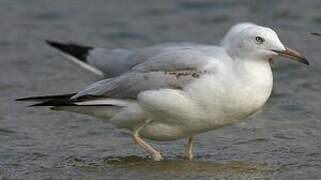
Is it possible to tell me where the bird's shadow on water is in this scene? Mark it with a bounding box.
[101,155,276,176]
[55,155,277,178]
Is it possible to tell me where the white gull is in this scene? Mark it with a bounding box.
[18,23,308,161]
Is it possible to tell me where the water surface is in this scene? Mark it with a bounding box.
[1,0,321,179]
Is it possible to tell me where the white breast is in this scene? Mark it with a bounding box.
[183,59,273,131]
[137,59,273,140]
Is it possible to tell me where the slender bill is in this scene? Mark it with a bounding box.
[272,47,309,65]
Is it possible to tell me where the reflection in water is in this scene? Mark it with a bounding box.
[103,155,275,176]
[57,155,275,178]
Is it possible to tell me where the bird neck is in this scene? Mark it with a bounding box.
[229,57,274,117]
[235,56,272,84]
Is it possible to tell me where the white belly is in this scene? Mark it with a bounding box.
[137,82,272,140]
[137,64,273,141]
[111,61,273,141]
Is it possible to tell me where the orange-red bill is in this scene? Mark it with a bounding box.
[272,47,309,65]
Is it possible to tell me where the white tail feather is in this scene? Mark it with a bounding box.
[52,105,121,120]
[75,99,134,107]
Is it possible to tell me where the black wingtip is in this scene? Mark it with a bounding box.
[16,97,28,101]
[45,39,93,62]
[45,39,64,50]
[16,96,43,101]
[28,100,71,107]
[16,93,76,102]
[310,32,321,37]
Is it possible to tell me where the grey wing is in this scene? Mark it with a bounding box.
[71,48,215,100]
[46,40,133,77]
[86,42,202,76]
[47,39,203,77]
[86,48,136,77]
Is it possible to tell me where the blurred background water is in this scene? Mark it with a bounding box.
[0,0,321,179]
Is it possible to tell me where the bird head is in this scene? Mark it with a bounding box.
[221,23,309,65]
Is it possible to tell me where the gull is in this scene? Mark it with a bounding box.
[17,23,309,161]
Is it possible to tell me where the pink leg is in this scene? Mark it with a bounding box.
[133,120,162,161]
[184,137,193,160]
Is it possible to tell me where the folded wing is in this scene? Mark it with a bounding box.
[71,48,214,101]
[19,47,219,108]
[46,40,204,77]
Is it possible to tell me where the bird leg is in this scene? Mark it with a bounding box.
[132,120,162,161]
[184,136,193,160]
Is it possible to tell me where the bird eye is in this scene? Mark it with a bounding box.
[255,36,265,44]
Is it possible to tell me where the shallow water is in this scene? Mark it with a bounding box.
[1,0,321,179]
